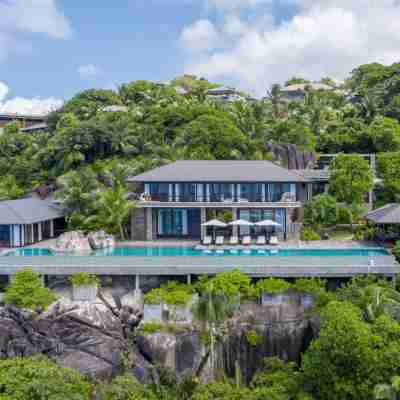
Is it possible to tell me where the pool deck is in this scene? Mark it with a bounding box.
[0,254,397,278]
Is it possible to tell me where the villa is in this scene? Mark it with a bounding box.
[0,198,65,248]
[128,160,317,242]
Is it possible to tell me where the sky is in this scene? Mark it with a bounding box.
[1,0,400,115]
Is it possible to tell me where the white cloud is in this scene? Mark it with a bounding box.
[180,20,220,53]
[78,64,103,79]
[0,0,72,61]
[0,80,62,115]
[181,0,400,96]
[0,82,9,102]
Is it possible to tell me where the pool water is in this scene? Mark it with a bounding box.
[3,247,390,257]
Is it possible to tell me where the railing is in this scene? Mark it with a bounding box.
[141,192,297,203]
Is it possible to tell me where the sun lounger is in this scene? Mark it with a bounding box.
[230,236,239,245]
[256,236,266,245]
[269,236,279,245]
[215,236,224,245]
[202,236,212,245]
[241,235,251,245]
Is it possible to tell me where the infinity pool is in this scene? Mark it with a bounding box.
[3,247,390,257]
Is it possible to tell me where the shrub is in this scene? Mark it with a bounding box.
[96,374,154,400]
[304,194,337,229]
[0,356,92,400]
[300,227,321,241]
[70,272,100,287]
[393,241,400,262]
[353,223,376,241]
[5,268,57,310]
[294,278,326,295]
[196,269,252,298]
[144,281,193,306]
[256,278,291,295]
[245,329,262,347]
[337,207,353,225]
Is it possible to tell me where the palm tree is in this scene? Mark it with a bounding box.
[192,286,235,376]
[266,84,285,119]
[85,182,136,239]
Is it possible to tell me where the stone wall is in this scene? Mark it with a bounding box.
[131,208,147,241]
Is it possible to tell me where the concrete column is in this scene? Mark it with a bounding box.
[38,223,42,242]
[50,220,54,237]
[135,274,141,290]
[145,208,153,241]
[200,207,207,240]
[187,274,191,285]
[30,224,34,244]
[285,208,293,240]
[232,208,238,236]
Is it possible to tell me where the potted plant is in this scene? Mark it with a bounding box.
[143,288,164,322]
[256,278,291,305]
[294,278,326,310]
[70,273,100,302]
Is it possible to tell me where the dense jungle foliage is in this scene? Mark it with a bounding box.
[2,63,400,232]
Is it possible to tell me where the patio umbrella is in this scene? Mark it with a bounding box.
[229,219,254,237]
[228,219,254,226]
[201,219,228,240]
[255,219,282,227]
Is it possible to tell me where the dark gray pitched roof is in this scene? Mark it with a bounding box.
[364,204,400,224]
[0,198,64,225]
[128,160,305,183]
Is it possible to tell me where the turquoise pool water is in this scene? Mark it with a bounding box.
[3,247,390,257]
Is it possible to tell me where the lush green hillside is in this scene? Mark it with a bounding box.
[2,64,400,230]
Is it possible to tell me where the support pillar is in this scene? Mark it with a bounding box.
[50,220,54,237]
[38,223,42,242]
[392,275,397,289]
[145,208,153,241]
[232,208,238,236]
[30,224,34,244]
[200,207,207,240]
[135,274,141,291]
[187,274,191,285]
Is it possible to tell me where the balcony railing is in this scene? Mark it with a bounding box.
[141,192,297,203]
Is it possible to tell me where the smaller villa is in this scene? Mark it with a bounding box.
[0,198,65,247]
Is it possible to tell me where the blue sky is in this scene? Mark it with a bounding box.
[1,1,400,114]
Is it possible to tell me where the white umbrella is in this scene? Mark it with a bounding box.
[201,219,227,240]
[202,219,228,227]
[228,219,254,226]
[255,219,281,227]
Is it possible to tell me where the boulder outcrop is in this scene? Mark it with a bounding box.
[51,231,115,253]
[266,143,316,170]
[0,295,156,383]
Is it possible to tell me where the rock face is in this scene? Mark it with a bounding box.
[0,296,156,383]
[137,331,204,380]
[136,296,316,384]
[266,143,316,170]
[218,300,315,384]
[51,231,115,253]
[52,231,92,253]
[87,231,115,250]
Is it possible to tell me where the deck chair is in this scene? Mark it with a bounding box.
[230,236,239,245]
[256,235,266,245]
[269,236,279,245]
[241,235,251,245]
[202,236,212,245]
[215,236,224,245]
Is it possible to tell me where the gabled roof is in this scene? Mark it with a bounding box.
[364,204,400,224]
[128,160,305,183]
[0,198,64,225]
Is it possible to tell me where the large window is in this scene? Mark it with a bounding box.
[157,209,188,237]
[238,208,286,237]
[150,183,170,201]
[209,184,233,202]
[0,225,10,246]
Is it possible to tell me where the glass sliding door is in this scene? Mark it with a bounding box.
[157,209,188,237]
[0,225,11,247]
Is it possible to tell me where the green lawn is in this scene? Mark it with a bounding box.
[327,228,354,240]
